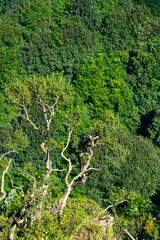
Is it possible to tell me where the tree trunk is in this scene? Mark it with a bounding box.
[50,185,72,216]
[50,174,87,217]
[35,145,51,219]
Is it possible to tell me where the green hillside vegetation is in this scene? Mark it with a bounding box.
[0,0,160,239]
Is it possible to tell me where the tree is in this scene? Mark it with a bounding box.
[6,71,100,218]
[6,73,128,221]
[5,73,72,237]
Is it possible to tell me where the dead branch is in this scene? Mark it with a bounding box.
[124,229,135,240]
[51,168,67,172]
[61,128,73,186]
[83,167,101,172]
[0,159,12,201]
[0,150,16,161]
[95,200,128,219]
[36,96,58,124]
[61,128,73,162]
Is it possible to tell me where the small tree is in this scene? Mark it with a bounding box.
[6,73,72,238]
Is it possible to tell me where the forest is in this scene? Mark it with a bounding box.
[0,0,160,239]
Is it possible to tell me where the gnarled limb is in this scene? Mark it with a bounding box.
[50,133,100,216]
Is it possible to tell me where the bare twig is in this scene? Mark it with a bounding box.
[95,200,128,219]
[124,229,135,240]
[11,93,40,130]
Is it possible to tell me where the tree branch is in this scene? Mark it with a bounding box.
[68,135,99,185]
[95,200,128,219]
[0,150,16,161]
[51,168,67,172]
[124,229,135,240]
[8,173,24,196]
[36,97,58,127]
[82,135,99,172]
[61,128,73,186]
[0,159,12,201]
[83,167,101,172]
[21,112,40,130]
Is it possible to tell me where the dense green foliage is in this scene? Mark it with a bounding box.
[0,0,160,239]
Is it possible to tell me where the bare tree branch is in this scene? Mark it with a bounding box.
[0,150,16,161]
[8,173,24,196]
[21,107,40,130]
[9,224,17,240]
[94,200,128,219]
[8,94,24,108]
[83,135,99,172]
[0,159,12,201]
[36,101,50,125]
[51,168,67,172]
[124,229,135,240]
[83,167,101,172]
[61,128,73,162]
[61,128,73,186]
[36,96,58,125]
[61,134,99,186]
